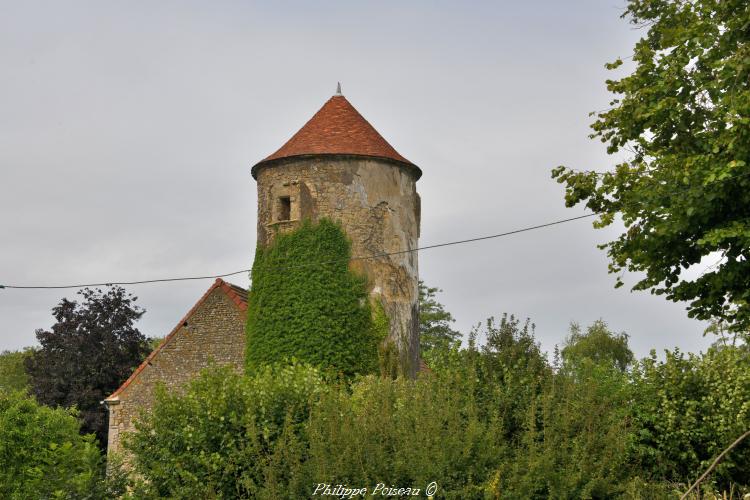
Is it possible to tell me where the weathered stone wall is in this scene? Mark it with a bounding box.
[106,288,246,458]
[255,156,420,376]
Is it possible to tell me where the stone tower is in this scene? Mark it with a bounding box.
[251,87,422,376]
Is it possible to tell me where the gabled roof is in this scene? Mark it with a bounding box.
[104,278,247,402]
[252,93,420,179]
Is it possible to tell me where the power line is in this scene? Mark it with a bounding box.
[0,213,596,290]
[354,213,596,260]
[2,166,747,291]
[0,269,253,290]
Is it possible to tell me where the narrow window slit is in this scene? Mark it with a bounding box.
[279,196,291,221]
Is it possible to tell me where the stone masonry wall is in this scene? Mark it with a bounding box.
[255,156,420,376]
[106,288,246,459]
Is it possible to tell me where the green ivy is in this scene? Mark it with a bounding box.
[246,219,379,376]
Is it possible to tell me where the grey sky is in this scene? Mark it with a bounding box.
[0,1,713,358]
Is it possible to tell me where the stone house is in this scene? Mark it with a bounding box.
[104,86,423,457]
[104,278,247,456]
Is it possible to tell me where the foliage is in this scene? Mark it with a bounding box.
[0,390,103,499]
[471,315,550,441]
[0,348,32,394]
[418,281,461,353]
[124,362,326,499]
[25,286,152,450]
[124,314,750,497]
[126,314,549,498]
[300,372,503,499]
[148,336,164,351]
[630,346,750,490]
[491,360,634,498]
[703,319,749,349]
[552,0,750,332]
[246,218,379,376]
[562,319,635,372]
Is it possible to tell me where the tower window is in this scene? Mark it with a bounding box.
[278,196,291,221]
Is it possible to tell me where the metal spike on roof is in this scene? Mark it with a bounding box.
[335,82,342,96]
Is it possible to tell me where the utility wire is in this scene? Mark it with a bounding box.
[0,213,595,290]
[2,166,748,291]
[0,269,253,290]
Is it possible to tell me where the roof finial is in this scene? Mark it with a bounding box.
[335,82,343,96]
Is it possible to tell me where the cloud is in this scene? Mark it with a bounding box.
[0,1,711,357]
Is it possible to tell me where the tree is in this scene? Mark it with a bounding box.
[561,320,634,372]
[472,314,551,441]
[0,348,32,393]
[148,336,164,351]
[418,281,461,353]
[0,390,103,498]
[25,286,151,450]
[703,319,748,349]
[552,0,750,332]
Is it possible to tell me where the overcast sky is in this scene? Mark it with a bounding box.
[0,1,714,358]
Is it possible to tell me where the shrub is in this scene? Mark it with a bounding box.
[124,362,326,499]
[0,349,32,394]
[491,360,634,498]
[0,390,103,499]
[298,372,504,499]
[124,316,750,497]
[472,315,551,442]
[629,346,750,489]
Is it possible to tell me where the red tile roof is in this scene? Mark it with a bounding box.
[104,278,247,402]
[252,95,421,179]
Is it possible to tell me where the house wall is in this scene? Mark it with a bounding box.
[106,288,246,459]
[255,156,421,376]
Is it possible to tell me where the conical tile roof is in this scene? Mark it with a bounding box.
[252,94,420,179]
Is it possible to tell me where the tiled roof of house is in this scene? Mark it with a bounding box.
[252,93,420,179]
[104,278,247,402]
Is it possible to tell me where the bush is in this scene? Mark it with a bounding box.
[0,349,32,394]
[471,315,551,442]
[270,321,552,498]
[124,362,326,499]
[491,360,634,498]
[246,219,380,376]
[299,371,504,499]
[124,317,750,498]
[0,390,103,499]
[630,346,750,490]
